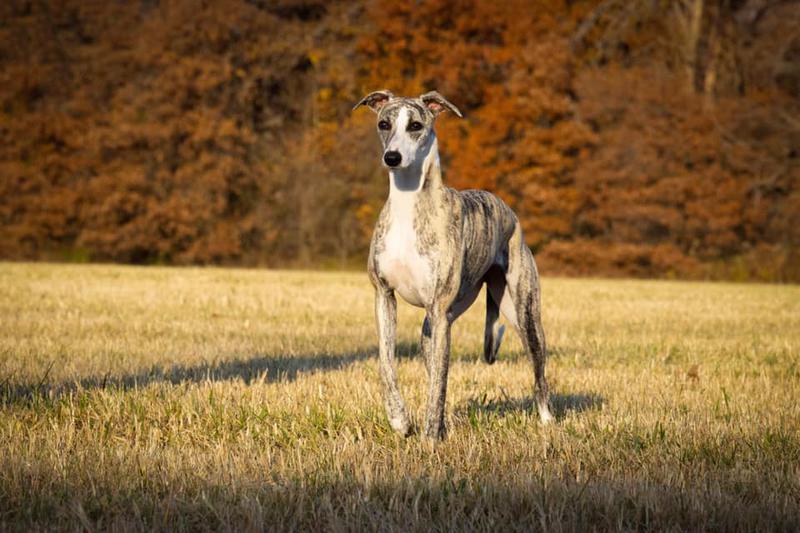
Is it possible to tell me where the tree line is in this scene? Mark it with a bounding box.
[1,0,798,280]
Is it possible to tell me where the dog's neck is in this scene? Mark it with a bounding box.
[388,136,443,198]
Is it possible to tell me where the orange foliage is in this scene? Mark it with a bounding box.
[1,0,798,279]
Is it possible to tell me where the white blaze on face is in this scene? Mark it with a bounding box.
[386,107,418,168]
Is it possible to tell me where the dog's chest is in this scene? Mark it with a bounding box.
[376,195,434,307]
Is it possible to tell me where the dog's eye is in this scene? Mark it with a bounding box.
[407,121,424,132]
[378,120,391,131]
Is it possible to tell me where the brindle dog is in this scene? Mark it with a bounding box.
[354,90,553,440]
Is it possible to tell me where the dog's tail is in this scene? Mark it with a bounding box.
[483,272,506,364]
[484,322,505,364]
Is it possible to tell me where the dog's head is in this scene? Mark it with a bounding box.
[353,90,463,169]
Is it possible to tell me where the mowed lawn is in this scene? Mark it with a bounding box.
[1,263,798,531]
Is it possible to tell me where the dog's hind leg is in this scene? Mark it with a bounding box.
[420,316,432,376]
[503,224,554,424]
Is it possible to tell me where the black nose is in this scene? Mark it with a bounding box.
[383,151,402,167]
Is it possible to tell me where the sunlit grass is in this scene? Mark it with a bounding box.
[1,263,798,530]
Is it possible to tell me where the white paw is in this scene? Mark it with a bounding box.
[389,415,412,436]
[538,405,555,425]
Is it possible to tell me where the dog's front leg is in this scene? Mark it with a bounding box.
[423,309,451,440]
[375,287,412,436]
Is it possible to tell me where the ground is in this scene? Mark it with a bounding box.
[1,263,798,531]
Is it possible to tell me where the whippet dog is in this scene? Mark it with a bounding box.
[354,90,554,440]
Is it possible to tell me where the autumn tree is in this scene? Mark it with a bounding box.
[1,0,798,280]
[558,0,800,279]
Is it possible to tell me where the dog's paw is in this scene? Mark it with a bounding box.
[389,414,413,437]
[538,404,555,425]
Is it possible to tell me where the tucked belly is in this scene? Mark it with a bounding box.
[377,250,432,308]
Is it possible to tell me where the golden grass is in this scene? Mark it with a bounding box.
[1,262,799,531]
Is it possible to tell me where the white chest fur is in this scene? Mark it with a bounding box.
[377,191,433,308]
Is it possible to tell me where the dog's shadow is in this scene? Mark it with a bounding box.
[1,349,373,406]
[396,340,421,359]
[460,391,604,421]
[398,340,602,420]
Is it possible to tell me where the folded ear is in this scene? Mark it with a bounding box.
[420,91,463,118]
[352,90,394,113]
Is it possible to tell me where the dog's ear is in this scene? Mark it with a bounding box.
[353,90,394,113]
[420,91,463,118]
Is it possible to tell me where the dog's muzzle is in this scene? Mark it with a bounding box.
[383,151,402,167]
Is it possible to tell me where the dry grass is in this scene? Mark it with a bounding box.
[1,262,798,531]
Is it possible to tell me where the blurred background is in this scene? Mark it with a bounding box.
[1,0,798,280]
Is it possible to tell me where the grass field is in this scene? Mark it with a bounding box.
[1,262,799,531]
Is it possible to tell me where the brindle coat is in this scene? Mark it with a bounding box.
[354,90,553,439]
